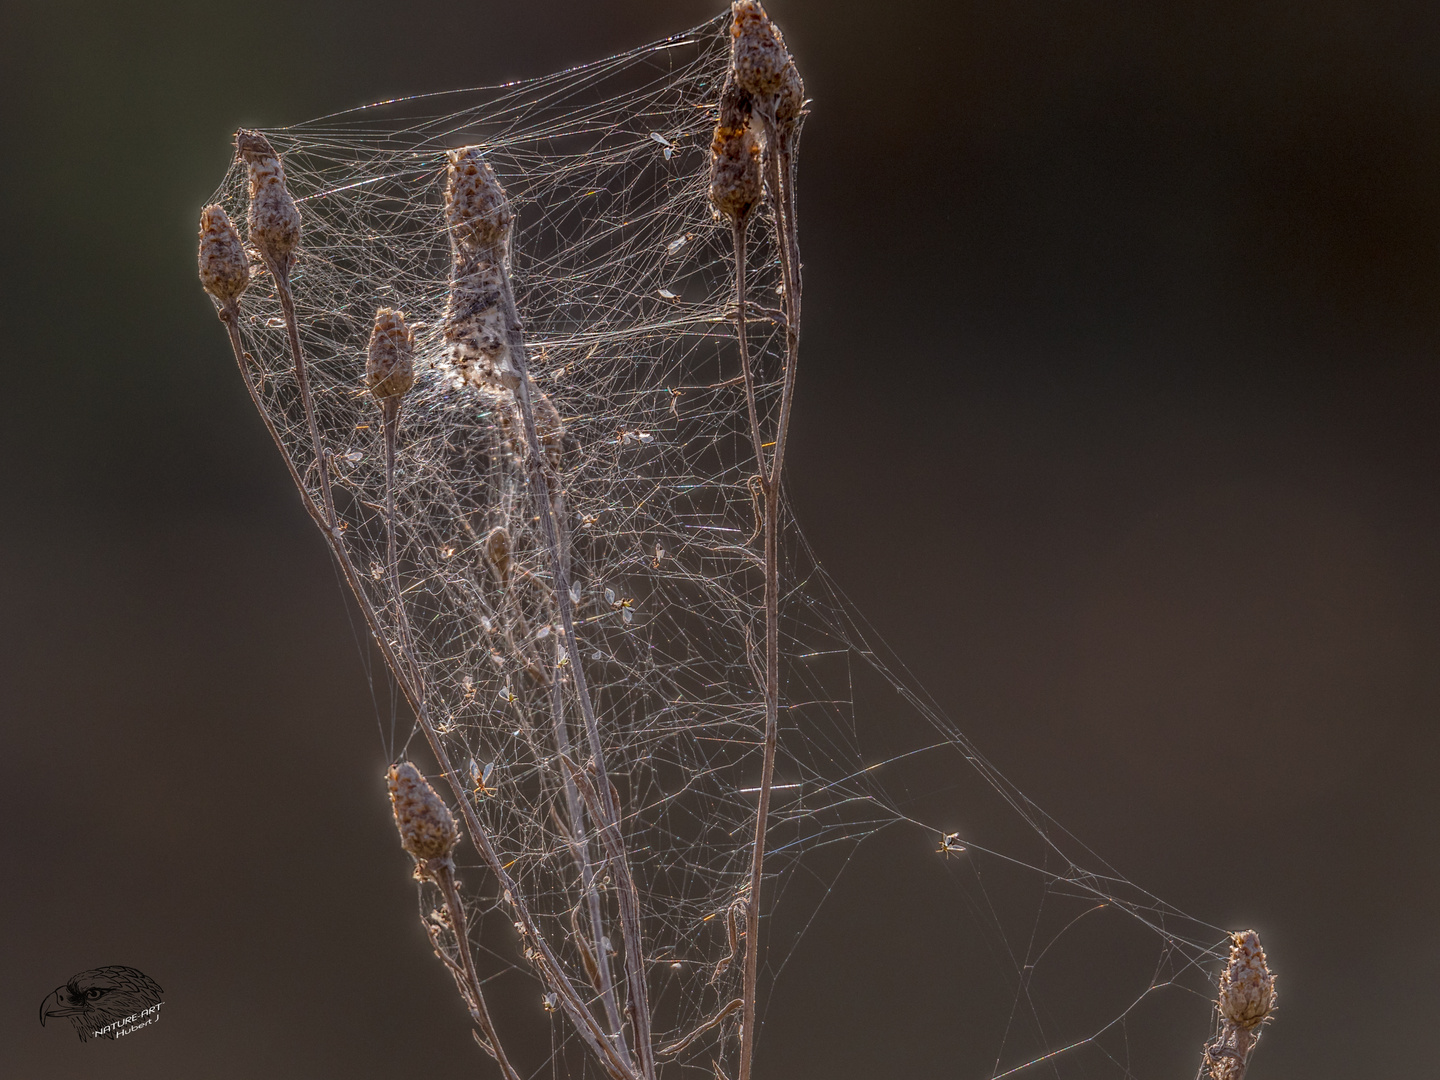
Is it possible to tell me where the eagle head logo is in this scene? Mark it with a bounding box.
[40,966,164,1041]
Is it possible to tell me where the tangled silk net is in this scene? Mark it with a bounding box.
[207,12,1232,1079]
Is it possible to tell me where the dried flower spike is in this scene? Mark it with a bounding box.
[387,762,459,863]
[709,91,762,222]
[197,204,250,308]
[235,129,301,273]
[366,307,416,400]
[730,1,801,119]
[445,147,514,260]
[1217,930,1276,1030]
[442,147,521,391]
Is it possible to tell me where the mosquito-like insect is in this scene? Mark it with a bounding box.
[470,757,498,798]
[936,832,967,857]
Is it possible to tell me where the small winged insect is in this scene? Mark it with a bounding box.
[665,232,693,256]
[542,991,559,1012]
[648,131,677,160]
[936,832,967,857]
[498,683,516,704]
[470,757,498,798]
[657,288,680,301]
[568,581,582,605]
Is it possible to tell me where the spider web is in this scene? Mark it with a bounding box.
[206,12,1231,1078]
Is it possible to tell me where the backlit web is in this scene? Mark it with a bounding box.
[207,12,1230,1078]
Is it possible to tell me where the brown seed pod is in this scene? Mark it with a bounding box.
[235,129,301,272]
[730,1,792,102]
[386,762,459,863]
[197,204,250,307]
[445,147,514,260]
[1217,930,1277,1030]
[366,307,416,400]
[775,55,804,130]
[709,113,763,222]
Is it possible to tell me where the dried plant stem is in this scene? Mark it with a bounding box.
[215,307,330,535]
[267,261,339,536]
[735,122,802,1080]
[430,859,524,1080]
[378,396,423,689]
[1202,1023,1259,1080]
[731,220,767,482]
[544,631,630,1051]
[658,997,744,1059]
[502,268,658,1080]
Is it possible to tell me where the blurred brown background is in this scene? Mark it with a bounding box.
[2,1,1437,1076]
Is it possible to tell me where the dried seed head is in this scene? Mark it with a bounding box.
[443,257,520,391]
[709,109,763,222]
[774,54,804,130]
[445,147,514,260]
[235,129,301,273]
[1217,930,1276,1030]
[366,307,416,400]
[387,762,459,862]
[718,72,752,130]
[485,526,512,580]
[197,204,250,307]
[730,2,793,102]
[442,148,521,391]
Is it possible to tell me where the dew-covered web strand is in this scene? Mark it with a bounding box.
[210,13,1232,1079]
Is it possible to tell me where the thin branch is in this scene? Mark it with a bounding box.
[657,998,744,1059]
[737,104,803,1080]
[429,858,524,1080]
[267,258,339,537]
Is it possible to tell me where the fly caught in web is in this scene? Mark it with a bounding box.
[197,5,1275,1079]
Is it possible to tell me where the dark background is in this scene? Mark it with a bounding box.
[3,0,1438,1076]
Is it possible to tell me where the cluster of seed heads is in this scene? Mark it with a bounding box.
[708,1,805,228]
[197,16,1269,1080]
